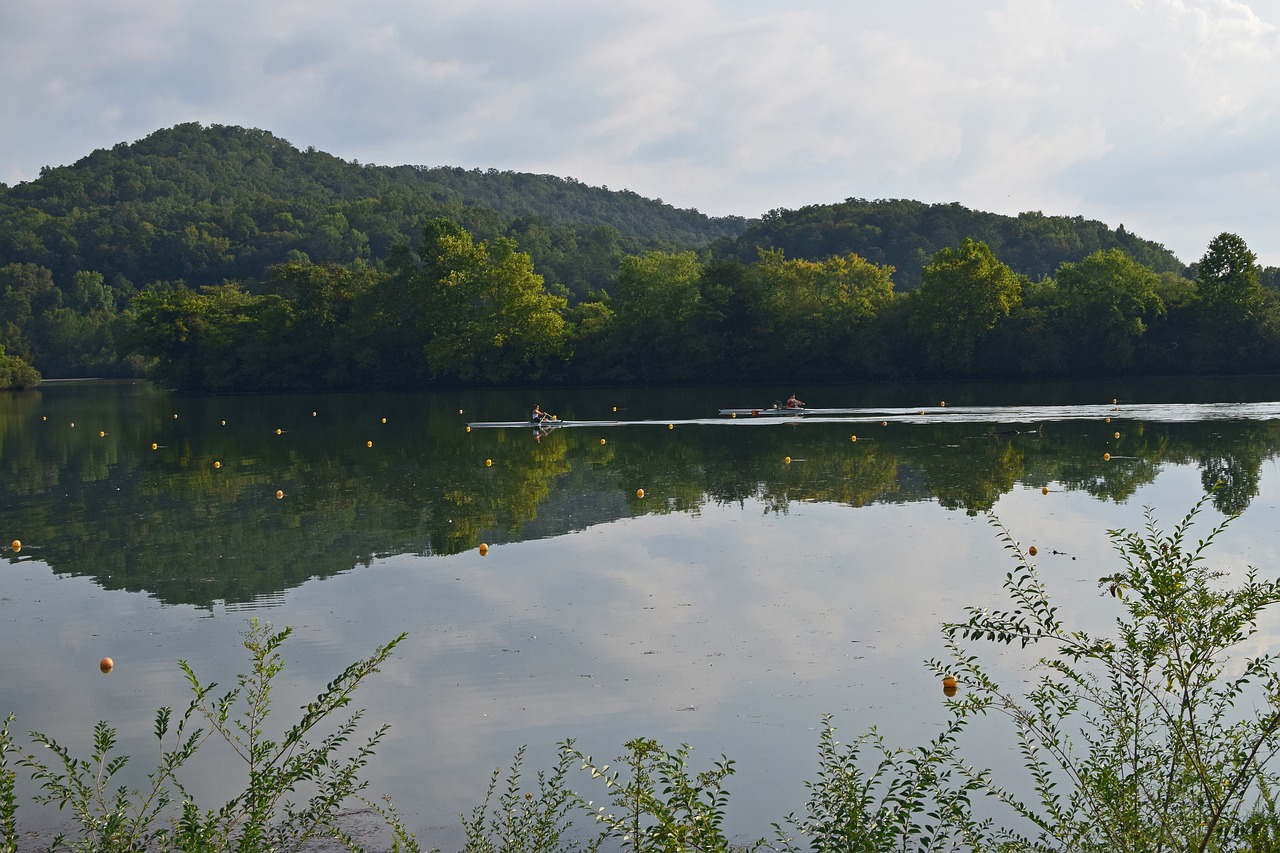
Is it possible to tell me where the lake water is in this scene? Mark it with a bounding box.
[3,378,1280,849]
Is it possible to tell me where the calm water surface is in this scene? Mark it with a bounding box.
[3,378,1280,848]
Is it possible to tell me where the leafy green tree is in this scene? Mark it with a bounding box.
[1192,233,1265,371]
[1056,249,1165,372]
[609,251,711,382]
[909,239,1021,373]
[381,219,569,384]
[751,249,896,378]
[0,343,41,389]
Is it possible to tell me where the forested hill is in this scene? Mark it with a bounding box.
[723,199,1187,289]
[0,122,748,291]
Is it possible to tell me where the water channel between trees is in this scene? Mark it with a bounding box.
[3,377,1280,848]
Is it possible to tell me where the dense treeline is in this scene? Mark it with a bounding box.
[122,226,1277,392]
[2,122,1280,390]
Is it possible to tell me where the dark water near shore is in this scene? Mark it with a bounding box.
[3,378,1280,848]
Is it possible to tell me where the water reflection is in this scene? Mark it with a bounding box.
[3,382,1280,606]
[4,381,1280,847]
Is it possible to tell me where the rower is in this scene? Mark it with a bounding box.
[785,393,805,409]
[531,403,548,424]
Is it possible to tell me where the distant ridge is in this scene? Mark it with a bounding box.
[0,122,1187,294]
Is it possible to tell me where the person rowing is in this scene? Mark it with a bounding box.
[531,403,551,425]
[785,393,805,409]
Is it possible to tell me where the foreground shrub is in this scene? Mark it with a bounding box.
[939,497,1280,851]
[0,619,417,853]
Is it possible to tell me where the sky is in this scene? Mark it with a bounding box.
[2,0,1279,266]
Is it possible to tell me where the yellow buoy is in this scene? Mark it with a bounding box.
[213,461,221,469]
[940,401,946,407]
[1114,431,1120,439]
[600,438,606,445]
[276,428,282,435]
[636,488,645,498]
[1105,417,1111,423]
[784,456,791,464]
[668,423,674,429]
[942,674,958,689]
[42,416,46,421]
[10,539,20,552]
[151,442,158,450]
[479,543,489,556]
[1028,546,1038,557]
[465,425,471,433]
[1042,486,1049,495]
[850,435,857,442]
[99,657,114,674]
[485,458,492,467]
[919,409,925,415]
[731,412,737,418]
[1113,398,1118,405]
[1104,453,1111,461]
[275,490,284,499]
[99,431,105,437]
[612,406,617,413]
[381,417,387,424]
[367,440,373,448]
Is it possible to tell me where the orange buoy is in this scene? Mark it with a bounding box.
[1114,431,1120,439]
[479,543,489,556]
[1104,453,1111,461]
[1042,486,1049,495]
[940,401,946,407]
[1028,546,1038,557]
[942,674,958,689]
[275,490,284,499]
[485,458,492,467]
[10,539,20,552]
[636,488,645,498]
[99,657,114,674]
[1105,417,1111,423]
[784,456,791,464]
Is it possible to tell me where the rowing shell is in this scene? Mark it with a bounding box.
[718,407,807,417]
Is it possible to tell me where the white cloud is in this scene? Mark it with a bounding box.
[2,0,1279,264]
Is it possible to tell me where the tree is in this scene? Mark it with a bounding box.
[1056,249,1165,372]
[909,239,1021,372]
[610,251,710,382]
[1192,233,1264,371]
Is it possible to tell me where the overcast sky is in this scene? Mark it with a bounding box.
[3,0,1279,266]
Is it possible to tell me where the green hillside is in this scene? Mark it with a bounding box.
[722,198,1188,289]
